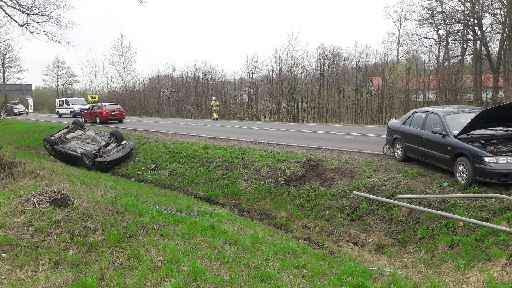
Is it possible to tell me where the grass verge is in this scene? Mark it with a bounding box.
[0,120,417,287]
[1,119,512,287]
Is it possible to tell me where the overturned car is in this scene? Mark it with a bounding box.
[386,102,512,186]
[44,120,134,171]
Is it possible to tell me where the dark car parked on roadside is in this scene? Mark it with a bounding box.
[81,103,127,124]
[386,103,512,186]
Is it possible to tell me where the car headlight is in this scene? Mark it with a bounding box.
[483,157,512,164]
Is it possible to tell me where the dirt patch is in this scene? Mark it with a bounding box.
[177,188,289,231]
[22,187,74,209]
[284,158,356,187]
[0,154,24,183]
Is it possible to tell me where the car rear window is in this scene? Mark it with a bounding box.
[105,104,122,110]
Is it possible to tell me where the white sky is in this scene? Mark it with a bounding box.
[19,0,396,86]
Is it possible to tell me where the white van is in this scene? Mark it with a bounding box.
[56,98,89,118]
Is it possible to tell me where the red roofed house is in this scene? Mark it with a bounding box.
[368,73,505,102]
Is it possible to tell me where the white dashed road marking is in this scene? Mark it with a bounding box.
[31,114,386,138]
[22,117,383,156]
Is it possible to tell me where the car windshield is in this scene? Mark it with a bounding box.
[70,98,87,105]
[445,112,478,135]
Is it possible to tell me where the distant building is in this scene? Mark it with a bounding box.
[464,74,505,101]
[0,84,33,100]
[368,77,383,96]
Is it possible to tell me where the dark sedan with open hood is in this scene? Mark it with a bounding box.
[386,103,512,186]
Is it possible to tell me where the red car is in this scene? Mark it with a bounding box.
[82,103,127,124]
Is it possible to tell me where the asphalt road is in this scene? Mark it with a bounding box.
[18,113,387,154]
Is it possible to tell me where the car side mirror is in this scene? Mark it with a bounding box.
[432,127,447,137]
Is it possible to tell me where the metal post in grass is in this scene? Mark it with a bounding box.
[395,194,512,201]
[353,192,512,233]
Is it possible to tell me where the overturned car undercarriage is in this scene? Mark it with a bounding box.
[44,120,135,171]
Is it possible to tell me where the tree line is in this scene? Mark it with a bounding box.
[97,0,512,124]
[0,0,141,105]
[2,0,511,124]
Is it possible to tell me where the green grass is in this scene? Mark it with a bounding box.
[0,120,418,287]
[1,119,512,286]
[114,133,512,274]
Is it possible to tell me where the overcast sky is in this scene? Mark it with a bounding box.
[19,0,396,86]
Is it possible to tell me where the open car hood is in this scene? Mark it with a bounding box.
[457,102,512,137]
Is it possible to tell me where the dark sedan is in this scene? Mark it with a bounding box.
[386,103,512,186]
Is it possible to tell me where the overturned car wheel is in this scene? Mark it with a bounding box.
[70,119,86,131]
[110,130,124,144]
[81,152,96,170]
[43,137,58,157]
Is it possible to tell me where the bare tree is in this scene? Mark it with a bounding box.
[0,37,24,104]
[80,56,101,93]
[80,55,114,94]
[0,39,24,84]
[43,56,78,98]
[386,0,417,63]
[108,33,138,88]
[0,0,71,42]
[60,1,509,125]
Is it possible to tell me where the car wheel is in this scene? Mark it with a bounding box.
[96,116,101,125]
[110,130,124,144]
[57,113,62,118]
[71,119,85,130]
[393,139,408,162]
[82,116,87,123]
[44,137,59,147]
[454,157,474,187]
[118,119,124,123]
[81,152,95,170]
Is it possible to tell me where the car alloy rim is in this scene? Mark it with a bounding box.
[83,156,92,166]
[394,142,403,159]
[456,162,468,183]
